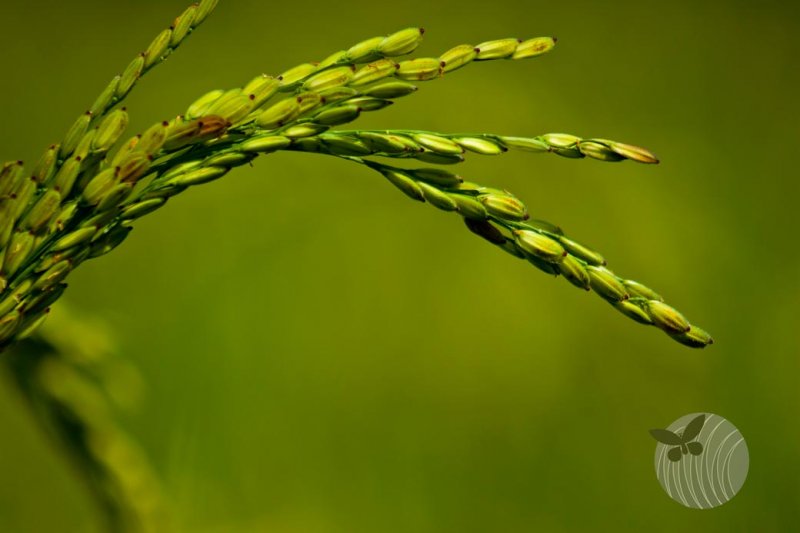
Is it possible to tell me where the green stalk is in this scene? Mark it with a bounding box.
[279,129,659,164]
[323,155,711,348]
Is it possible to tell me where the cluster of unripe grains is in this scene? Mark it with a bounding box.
[0,0,711,349]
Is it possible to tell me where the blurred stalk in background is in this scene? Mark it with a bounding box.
[3,307,163,533]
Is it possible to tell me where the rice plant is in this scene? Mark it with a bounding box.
[0,0,712,358]
[0,1,718,531]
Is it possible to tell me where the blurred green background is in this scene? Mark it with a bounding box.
[1,0,798,531]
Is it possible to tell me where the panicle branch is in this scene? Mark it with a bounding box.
[0,2,708,350]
